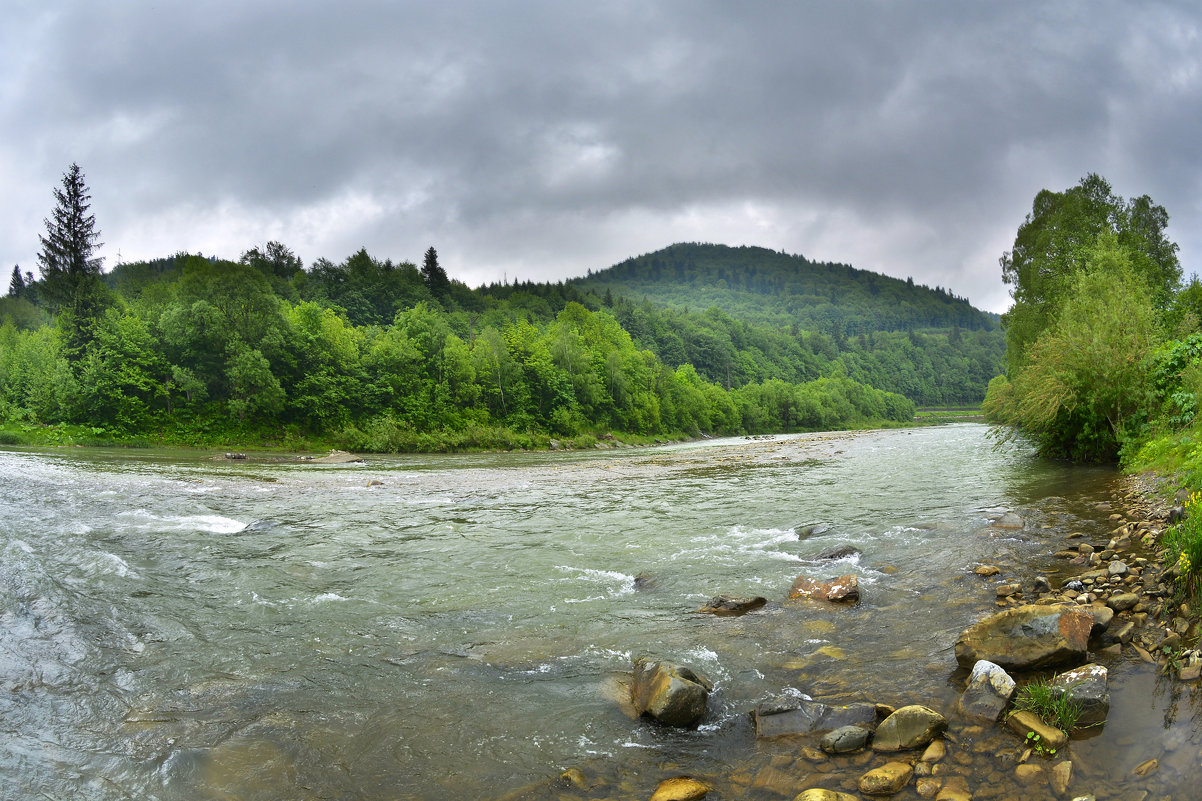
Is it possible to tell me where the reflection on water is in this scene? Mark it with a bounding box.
[0,425,1198,799]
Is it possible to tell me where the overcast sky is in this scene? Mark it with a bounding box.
[3,1,1199,313]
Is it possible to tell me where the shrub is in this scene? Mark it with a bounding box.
[1164,490,1202,605]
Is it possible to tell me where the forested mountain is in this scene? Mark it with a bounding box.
[577,243,999,334]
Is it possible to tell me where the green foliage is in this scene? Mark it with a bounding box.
[1163,491,1202,606]
[987,245,1161,460]
[1014,677,1083,737]
[1000,174,1179,373]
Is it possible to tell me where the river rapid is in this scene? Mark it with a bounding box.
[1,424,1199,800]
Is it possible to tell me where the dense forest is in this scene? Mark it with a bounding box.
[0,166,1010,451]
[578,243,1000,333]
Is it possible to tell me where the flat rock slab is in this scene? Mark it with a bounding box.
[954,604,1092,670]
[753,697,877,738]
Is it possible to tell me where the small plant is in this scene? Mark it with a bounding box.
[1023,730,1058,758]
[1014,677,1083,735]
[1164,489,1202,606]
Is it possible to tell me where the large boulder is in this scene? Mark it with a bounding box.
[871,705,947,751]
[789,574,860,603]
[954,604,1092,670]
[957,659,1016,722]
[1049,663,1110,727]
[696,595,767,616]
[753,695,877,738]
[630,658,712,727]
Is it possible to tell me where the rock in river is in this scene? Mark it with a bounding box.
[789,574,860,603]
[957,659,1016,723]
[696,595,766,616]
[813,544,862,561]
[871,705,947,751]
[649,776,711,801]
[630,658,712,727]
[954,604,1092,670]
[753,695,877,738]
[1050,663,1110,726]
[858,761,913,795]
[820,724,872,754]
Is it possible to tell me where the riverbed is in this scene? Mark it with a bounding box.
[0,424,1198,799]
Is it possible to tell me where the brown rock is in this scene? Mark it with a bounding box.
[954,604,1092,670]
[696,595,767,616]
[1014,763,1044,785]
[1050,760,1072,796]
[630,658,711,727]
[974,565,1001,576]
[789,574,860,603]
[1133,758,1158,776]
[916,777,942,798]
[934,775,973,801]
[872,705,948,752]
[792,791,860,801]
[858,762,913,795]
[1006,710,1068,752]
[650,776,711,801]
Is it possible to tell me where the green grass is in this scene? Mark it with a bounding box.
[1014,677,1083,735]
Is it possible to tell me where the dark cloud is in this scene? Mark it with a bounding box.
[2,1,1199,312]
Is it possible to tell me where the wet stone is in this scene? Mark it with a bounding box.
[820,725,871,754]
[858,761,913,795]
[872,705,948,752]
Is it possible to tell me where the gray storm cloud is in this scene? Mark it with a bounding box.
[2,0,1199,313]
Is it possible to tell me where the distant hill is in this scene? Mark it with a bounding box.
[577,242,998,335]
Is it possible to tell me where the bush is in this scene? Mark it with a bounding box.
[1164,490,1202,605]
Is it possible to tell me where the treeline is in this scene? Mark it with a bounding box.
[577,242,1000,334]
[1,250,915,450]
[983,173,1202,465]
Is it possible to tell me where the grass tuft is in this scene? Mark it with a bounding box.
[1014,677,1083,734]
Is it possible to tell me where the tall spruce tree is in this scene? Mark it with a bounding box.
[8,265,25,298]
[37,163,109,356]
[420,246,450,300]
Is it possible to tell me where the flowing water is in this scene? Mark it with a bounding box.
[0,424,1199,800]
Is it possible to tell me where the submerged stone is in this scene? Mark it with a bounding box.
[753,696,877,738]
[820,724,871,754]
[858,761,913,795]
[650,776,711,801]
[696,595,767,616]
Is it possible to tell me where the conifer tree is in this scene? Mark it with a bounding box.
[8,265,24,298]
[37,163,109,357]
[420,246,450,300]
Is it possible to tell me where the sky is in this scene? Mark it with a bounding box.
[2,1,1200,314]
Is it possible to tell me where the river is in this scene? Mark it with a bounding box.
[0,424,1198,800]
